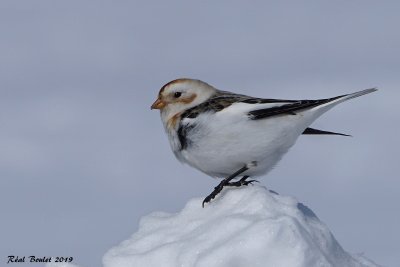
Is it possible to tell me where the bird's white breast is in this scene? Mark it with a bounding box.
[176,103,312,178]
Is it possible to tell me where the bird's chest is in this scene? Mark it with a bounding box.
[165,116,208,162]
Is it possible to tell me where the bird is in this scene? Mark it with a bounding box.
[151,78,377,206]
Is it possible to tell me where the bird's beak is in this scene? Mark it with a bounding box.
[151,98,166,110]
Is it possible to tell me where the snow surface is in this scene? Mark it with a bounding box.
[100,185,379,267]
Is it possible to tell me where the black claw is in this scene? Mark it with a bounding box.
[202,193,216,207]
[242,179,259,186]
[202,182,225,207]
[202,197,210,208]
[226,177,258,187]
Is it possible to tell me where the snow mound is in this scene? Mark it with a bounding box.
[103,185,378,267]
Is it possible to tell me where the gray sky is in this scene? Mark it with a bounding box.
[0,1,399,267]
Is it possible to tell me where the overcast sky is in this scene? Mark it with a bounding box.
[0,1,399,267]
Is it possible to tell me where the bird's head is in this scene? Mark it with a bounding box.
[151,78,216,119]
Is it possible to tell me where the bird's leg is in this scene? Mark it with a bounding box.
[202,166,248,207]
[202,162,257,207]
[226,176,259,187]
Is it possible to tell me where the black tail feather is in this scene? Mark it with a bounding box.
[302,127,351,137]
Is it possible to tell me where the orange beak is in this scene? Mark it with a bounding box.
[151,98,166,110]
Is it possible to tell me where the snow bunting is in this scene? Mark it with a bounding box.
[151,79,377,206]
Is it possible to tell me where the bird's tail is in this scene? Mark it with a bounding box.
[303,87,377,131]
[329,88,377,105]
[309,88,377,114]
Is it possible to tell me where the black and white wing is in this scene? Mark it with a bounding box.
[178,88,376,145]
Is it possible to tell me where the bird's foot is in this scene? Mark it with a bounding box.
[226,176,258,187]
[202,176,257,207]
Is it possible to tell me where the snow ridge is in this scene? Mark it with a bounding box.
[102,185,379,267]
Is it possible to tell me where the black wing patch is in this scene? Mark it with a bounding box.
[302,127,351,137]
[248,95,345,120]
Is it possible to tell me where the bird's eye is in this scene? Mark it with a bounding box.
[174,92,182,98]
